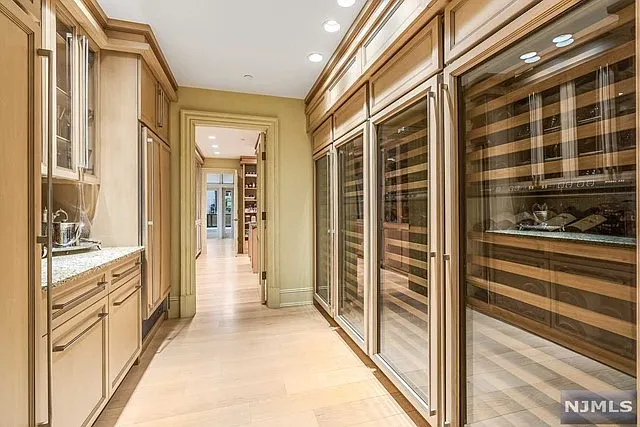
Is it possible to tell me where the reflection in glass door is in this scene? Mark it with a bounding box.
[459,1,636,425]
[223,188,233,238]
[376,98,432,406]
[337,134,366,339]
[315,153,332,307]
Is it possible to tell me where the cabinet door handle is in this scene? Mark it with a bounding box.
[113,262,141,279]
[53,313,107,353]
[157,86,163,128]
[52,281,107,311]
[113,285,141,306]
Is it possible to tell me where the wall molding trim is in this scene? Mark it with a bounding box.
[279,287,314,307]
[179,109,280,317]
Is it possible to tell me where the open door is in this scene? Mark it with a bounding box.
[256,132,267,304]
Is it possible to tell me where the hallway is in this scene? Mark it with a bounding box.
[94,239,422,426]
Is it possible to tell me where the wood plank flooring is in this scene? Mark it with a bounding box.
[94,239,420,427]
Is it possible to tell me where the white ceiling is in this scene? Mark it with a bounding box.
[196,126,259,159]
[97,0,365,98]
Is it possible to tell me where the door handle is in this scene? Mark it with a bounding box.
[37,47,54,427]
[53,313,107,352]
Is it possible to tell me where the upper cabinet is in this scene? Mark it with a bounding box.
[140,59,170,144]
[49,5,100,182]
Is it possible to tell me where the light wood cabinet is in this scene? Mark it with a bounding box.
[49,4,101,182]
[370,16,441,114]
[143,129,171,318]
[0,1,41,426]
[333,85,368,140]
[444,0,540,63]
[52,297,109,427]
[312,117,333,154]
[108,274,142,391]
[139,59,170,143]
[160,142,172,297]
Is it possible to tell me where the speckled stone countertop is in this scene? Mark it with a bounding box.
[489,229,636,247]
[41,247,144,289]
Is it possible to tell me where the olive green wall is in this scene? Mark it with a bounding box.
[169,87,313,314]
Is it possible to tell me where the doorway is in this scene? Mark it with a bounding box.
[205,172,235,240]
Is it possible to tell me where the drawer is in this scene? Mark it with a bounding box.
[333,86,368,140]
[52,297,109,427]
[313,117,333,154]
[110,254,142,293]
[48,273,108,333]
[108,275,142,392]
[444,0,540,63]
[370,16,442,114]
[308,92,330,132]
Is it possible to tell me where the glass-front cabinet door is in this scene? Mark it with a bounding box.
[371,76,441,423]
[457,0,636,425]
[55,12,76,178]
[336,128,368,345]
[314,151,333,310]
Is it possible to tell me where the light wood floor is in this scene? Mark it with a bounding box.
[94,239,421,427]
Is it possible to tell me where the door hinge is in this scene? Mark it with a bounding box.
[261,271,267,280]
[261,211,266,221]
[261,151,266,161]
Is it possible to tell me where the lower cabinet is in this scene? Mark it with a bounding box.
[52,298,109,427]
[108,275,142,391]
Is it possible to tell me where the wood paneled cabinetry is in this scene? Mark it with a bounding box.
[49,4,100,182]
[143,129,171,318]
[46,253,142,427]
[0,1,41,425]
[140,59,170,143]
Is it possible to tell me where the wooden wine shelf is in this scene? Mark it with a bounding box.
[468,112,635,163]
[468,231,636,264]
[469,254,634,302]
[468,144,635,182]
[385,163,427,179]
[467,77,635,142]
[467,275,634,339]
[466,41,634,119]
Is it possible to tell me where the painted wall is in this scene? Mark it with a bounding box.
[170,87,313,313]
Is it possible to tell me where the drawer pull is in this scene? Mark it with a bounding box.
[113,262,141,279]
[53,313,107,353]
[52,281,107,311]
[113,285,141,306]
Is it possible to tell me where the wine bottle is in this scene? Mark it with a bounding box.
[565,214,606,233]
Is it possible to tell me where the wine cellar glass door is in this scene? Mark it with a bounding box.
[336,125,370,349]
[370,76,442,424]
[314,148,333,313]
[454,1,637,425]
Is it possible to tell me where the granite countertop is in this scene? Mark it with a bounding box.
[41,247,144,289]
[488,229,636,247]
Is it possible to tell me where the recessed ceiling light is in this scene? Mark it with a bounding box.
[208,136,217,140]
[337,0,355,7]
[214,151,221,155]
[323,20,341,33]
[552,34,573,44]
[243,74,254,80]
[524,55,541,64]
[308,53,324,63]
[519,52,538,60]
[212,144,219,148]
[555,38,574,47]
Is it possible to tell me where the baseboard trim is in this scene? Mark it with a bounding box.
[279,287,313,307]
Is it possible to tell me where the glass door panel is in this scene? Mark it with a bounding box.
[315,154,332,306]
[85,45,97,176]
[223,188,233,238]
[337,135,365,338]
[460,1,636,425]
[376,99,430,403]
[55,18,74,172]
